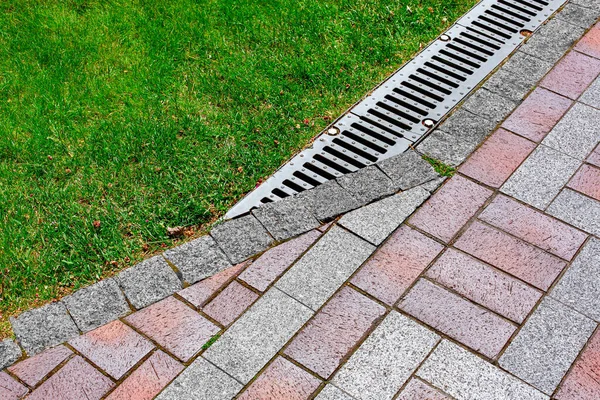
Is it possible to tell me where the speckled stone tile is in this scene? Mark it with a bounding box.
[0,371,28,400]
[314,385,356,400]
[567,164,600,201]
[252,195,320,241]
[396,378,451,400]
[547,189,600,236]
[555,330,600,400]
[210,214,274,264]
[202,281,259,326]
[0,339,22,370]
[8,345,72,387]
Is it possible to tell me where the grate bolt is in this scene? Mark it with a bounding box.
[440,34,451,42]
[327,127,340,136]
[423,119,435,129]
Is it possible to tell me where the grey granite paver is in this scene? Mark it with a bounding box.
[164,235,231,284]
[501,145,580,209]
[203,287,313,384]
[338,186,430,245]
[551,238,600,321]
[315,385,356,400]
[580,77,600,109]
[210,215,274,264]
[555,2,600,29]
[156,356,242,400]
[499,297,596,394]
[252,195,320,241]
[62,278,130,332]
[462,88,518,123]
[421,176,446,193]
[11,302,79,355]
[417,340,548,400]
[521,18,585,64]
[377,150,438,190]
[0,339,21,370]
[571,0,600,10]
[298,179,360,221]
[547,188,600,236]
[275,225,375,310]
[336,165,396,205]
[542,103,600,160]
[116,256,181,309]
[331,312,439,400]
[417,109,496,166]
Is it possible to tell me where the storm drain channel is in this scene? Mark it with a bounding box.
[226,0,567,219]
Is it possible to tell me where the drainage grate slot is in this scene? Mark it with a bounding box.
[271,188,291,199]
[260,197,273,204]
[301,163,336,181]
[417,67,461,88]
[343,130,389,154]
[350,122,397,145]
[498,0,538,16]
[423,62,467,82]
[393,86,439,106]
[384,93,430,114]
[409,74,454,95]
[471,21,512,40]
[459,31,502,49]
[313,154,354,174]
[332,138,379,163]
[323,146,366,169]
[491,4,531,21]
[446,43,489,62]
[513,0,544,11]
[358,115,406,138]
[485,9,525,27]
[284,177,311,191]
[376,100,422,123]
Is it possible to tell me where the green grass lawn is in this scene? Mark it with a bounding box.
[0,0,475,334]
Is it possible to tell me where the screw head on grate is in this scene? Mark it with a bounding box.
[423,119,435,129]
[439,34,451,42]
[327,127,340,136]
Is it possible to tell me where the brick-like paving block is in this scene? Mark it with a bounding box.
[238,357,321,400]
[331,312,439,400]
[178,262,245,307]
[202,281,259,326]
[351,225,443,305]
[28,356,114,400]
[69,320,154,380]
[417,340,548,400]
[210,214,274,264]
[284,287,385,378]
[399,279,516,358]
[0,339,21,370]
[0,371,28,400]
[459,128,536,188]
[479,195,587,260]
[8,344,72,387]
[575,23,600,59]
[238,230,321,292]
[315,385,355,400]
[567,164,600,201]
[125,297,219,362]
[542,103,600,160]
[455,221,566,290]
[426,249,541,323]
[396,378,451,400]
[275,226,374,311]
[156,356,242,400]
[548,189,600,236]
[580,76,600,109]
[540,50,600,99]
[502,87,572,142]
[203,288,313,384]
[555,330,600,400]
[499,297,596,394]
[410,175,492,242]
[105,350,183,400]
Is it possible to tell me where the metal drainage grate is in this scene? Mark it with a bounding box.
[225,0,566,219]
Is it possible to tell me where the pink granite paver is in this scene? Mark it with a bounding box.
[202,281,259,326]
[555,329,600,399]
[397,378,452,400]
[575,23,600,60]
[8,344,72,387]
[125,296,219,362]
[567,164,600,201]
[0,371,28,400]
[178,262,246,307]
[540,51,600,99]
[588,144,600,167]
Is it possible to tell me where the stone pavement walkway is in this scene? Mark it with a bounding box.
[2,4,600,400]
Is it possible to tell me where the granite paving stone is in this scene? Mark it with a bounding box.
[555,329,600,400]
[238,230,321,292]
[297,179,360,221]
[421,176,446,193]
[210,214,274,264]
[540,50,600,99]
[541,103,600,160]
[396,378,451,400]
[417,340,548,400]
[10,302,79,356]
[338,186,430,245]
[555,3,600,29]
[237,357,321,400]
[336,165,396,204]
[0,371,28,400]
[331,311,439,400]
[0,339,21,370]
[499,297,597,394]
[426,249,541,323]
[351,225,443,305]
[317,221,334,232]
[62,278,130,332]
[315,385,356,400]
[252,195,320,241]
[275,226,374,310]
[521,18,585,63]
[455,221,566,290]
[399,279,516,358]
[376,150,438,190]
[203,288,313,384]
[550,238,600,321]
[284,287,386,378]
[105,350,183,400]
[202,281,259,326]
[567,164,600,200]
[178,262,246,307]
[580,76,600,109]
[163,235,231,284]
[8,345,72,387]
[125,296,219,362]
[547,189,600,236]
[156,356,242,400]
[69,320,154,380]
[575,22,600,59]
[410,175,492,242]
[27,356,114,400]
[116,255,182,309]
[501,145,580,210]
[462,88,518,123]
[459,128,536,188]
[479,195,587,260]
[571,0,600,9]
[501,87,572,142]
[588,144,600,167]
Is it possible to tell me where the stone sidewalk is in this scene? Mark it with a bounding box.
[2,3,600,400]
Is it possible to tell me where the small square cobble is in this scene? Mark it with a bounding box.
[502,87,572,143]
[0,339,21,370]
[238,357,321,400]
[0,371,28,400]
[336,165,396,205]
[397,378,451,400]
[555,329,600,400]
[575,22,600,59]
[462,88,517,123]
[164,235,231,284]
[376,150,438,190]
[521,18,585,63]
[210,215,274,264]
[202,281,259,326]
[252,195,320,241]
[548,189,600,236]
[284,286,385,378]
[455,221,566,290]
[459,128,536,188]
[351,225,443,305]
[542,103,600,160]
[540,50,600,99]
[178,262,246,307]
[567,164,600,201]
[297,179,360,221]
[409,175,492,242]
[8,345,72,387]
[69,320,154,380]
[125,296,219,362]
